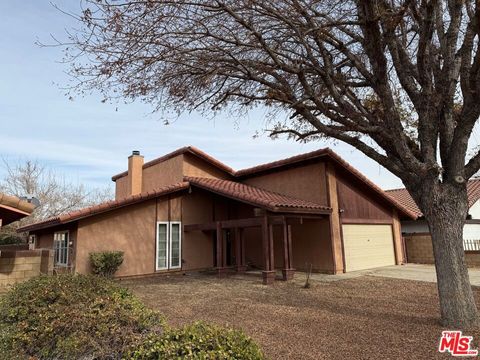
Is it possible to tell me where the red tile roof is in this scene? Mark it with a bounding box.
[0,193,35,214]
[185,176,331,214]
[17,182,190,232]
[111,146,234,180]
[19,176,331,233]
[387,178,480,218]
[237,148,416,219]
[0,193,35,226]
[110,145,415,219]
[23,146,420,232]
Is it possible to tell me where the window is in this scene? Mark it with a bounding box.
[169,222,181,269]
[156,222,168,270]
[53,231,69,266]
[156,221,182,270]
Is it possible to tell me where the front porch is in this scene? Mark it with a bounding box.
[185,214,328,284]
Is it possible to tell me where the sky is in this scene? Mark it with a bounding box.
[0,0,404,194]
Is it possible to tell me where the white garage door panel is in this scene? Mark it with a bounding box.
[343,224,395,272]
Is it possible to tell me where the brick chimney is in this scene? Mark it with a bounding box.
[127,150,144,196]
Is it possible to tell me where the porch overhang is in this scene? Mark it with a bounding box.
[185,213,324,285]
[184,214,325,232]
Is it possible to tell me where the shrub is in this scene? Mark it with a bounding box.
[0,274,165,360]
[126,321,265,360]
[90,250,124,277]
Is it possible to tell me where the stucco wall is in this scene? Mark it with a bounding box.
[402,220,480,241]
[115,152,233,200]
[469,200,480,219]
[114,155,184,199]
[142,156,184,193]
[464,223,480,240]
[183,153,231,180]
[114,176,129,200]
[241,162,329,206]
[76,200,157,277]
[182,189,215,270]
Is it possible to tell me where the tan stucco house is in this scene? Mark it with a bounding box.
[19,147,415,284]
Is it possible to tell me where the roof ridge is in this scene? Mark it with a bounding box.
[235,148,331,176]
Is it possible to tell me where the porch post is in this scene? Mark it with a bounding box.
[262,216,275,285]
[282,218,295,280]
[235,227,247,272]
[216,222,226,274]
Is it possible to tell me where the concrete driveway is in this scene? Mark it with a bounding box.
[306,264,480,286]
[365,264,480,286]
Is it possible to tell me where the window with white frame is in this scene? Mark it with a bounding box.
[156,221,182,270]
[53,231,69,266]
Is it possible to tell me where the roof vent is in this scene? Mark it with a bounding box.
[132,150,141,156]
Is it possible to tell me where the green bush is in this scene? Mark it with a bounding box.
[0,274,165,360]
[90,250,124,277]
[126,322,265,360]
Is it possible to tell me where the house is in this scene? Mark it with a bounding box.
[387,180,480,264]
[18,147,415,284]
[0,193,35,228]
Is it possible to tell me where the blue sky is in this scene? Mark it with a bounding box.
[0,0,404,193]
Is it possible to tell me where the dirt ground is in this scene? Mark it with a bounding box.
[121,272,480,359]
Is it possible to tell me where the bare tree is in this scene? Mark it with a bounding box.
[0,159,113,239]
[55,0,480,328]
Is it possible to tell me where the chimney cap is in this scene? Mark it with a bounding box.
[131,150,141,156]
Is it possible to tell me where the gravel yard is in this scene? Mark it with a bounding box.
[122,273,480,359]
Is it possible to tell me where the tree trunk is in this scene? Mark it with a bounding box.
[419,182,479,329]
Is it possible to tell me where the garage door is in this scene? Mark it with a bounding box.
[342,224,395,272]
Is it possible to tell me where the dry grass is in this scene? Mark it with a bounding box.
[121,273,480,359]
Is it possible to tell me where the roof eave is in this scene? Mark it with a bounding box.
[18,183,190,233]
[270,206,332,215]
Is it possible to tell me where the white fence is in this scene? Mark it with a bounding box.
[464,239,480,251]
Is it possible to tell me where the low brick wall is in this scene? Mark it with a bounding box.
[0,249,54,287]
[0,244,29,251]
[405,234,435,264]
[466,251,480,267]
[405,234,480,267]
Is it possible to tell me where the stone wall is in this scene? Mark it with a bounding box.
[405,233,480,267]
[0,249,54,287]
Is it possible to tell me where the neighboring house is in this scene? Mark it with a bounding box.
[0,193,35,228]
[19,147,414,284]
[387,180,480,264]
